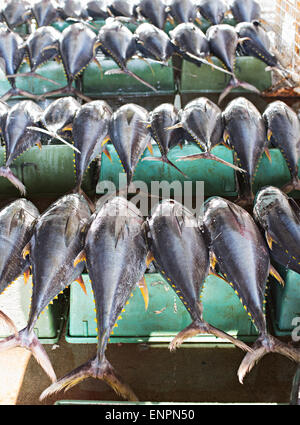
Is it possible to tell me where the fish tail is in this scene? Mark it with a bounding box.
[39,355,139,401]
[142,156,189,178]
[169,319,252,352]
[0,309,18,337]
[0,327,56,383]
[73,185,95,212]
[238,333,300,384]
[176,152,246,173]
[281,176,300,194]
[0,166,26,195]
[218,76,260,104]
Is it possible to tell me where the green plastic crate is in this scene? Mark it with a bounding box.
[66,273,258,344]
[0,62,73,99]
[97,145,300,199]
[270,266,300,337]
[0,145,95,198]
[83,56,175,97]
[180,56,272,94]
[0,276,68,343]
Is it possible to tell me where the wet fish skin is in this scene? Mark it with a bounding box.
[1,0,32,29]
[86,0,110,19]
[41,96,81,137]
[262,101,300,193]
[168,0,198,24]
[60,23,97,86]
[137,0,169,30]
[109,103,151,186]
[179,97,223,152]
[72,100,112,193]
[0,194,91,383]
[40,197,147,401]
[0,102,10,139]
[145,199,251,351]
[98,19,137,70]
[236,21,278,68]
[222,97,267,206]
[197,0,228,25]
[0,28,26,89]
[135,23,175,63]
[142,103,186,177]
[202,196,300,383]
[169,23,210,63]
[0,198,39,295]
[229,0,261,23]
[254,186,300,275]
[3,100,43,167]
[25,26,61,72]
[108,0,139,19]
[58,0,89,20]
[31,0,59,27]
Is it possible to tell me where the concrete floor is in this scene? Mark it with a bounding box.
[0,322,297,405]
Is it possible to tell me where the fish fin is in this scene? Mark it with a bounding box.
[238,334,300,384]
[0,310,18,338]
[142,156,189,178]
[74,276,87,295]
[62,124,73,132]
[281,177,300,194]
[264,147,272,163]
[147,140,153,155]
[164,123,183,131]
[221,142,232,150]
[176,152,246,173]
[146,251,154,268]
[64,215,79,247]
[103,146,112,162]
[209,251,218,270]
[0,328,56,383]
[269,264,285,286]
[7,207,25,236]
[74,250,86,267]
[22,242,31,259]
[101,136,110,147]
[0,166,26,195]
[265,231,275,250]
[137,276,149,311]
[218,77,260,104]
[169,319,252,352]
[36,141,42,150]
[267,129,272,141]
[39,355,138,401]
[23,267,31,285]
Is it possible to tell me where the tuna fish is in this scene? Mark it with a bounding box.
[254,186,300,275]
[0,100,43,194]
[40,196,148,401]
[202,196,300,383]
[137,0,169,30]
[206,24,260,103]
[262,101,300,193]
[108,103,152,186]
[197,0,228,25]
[0,194,91,382]
[222,97,269,206]
[145,198,252,352]
[98,18,157,91]
[0,199,39,333]
[229,0,261,23]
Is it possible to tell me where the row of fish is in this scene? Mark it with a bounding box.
[0,95,299,209]
[0,16,281,102]
[0,187,299,400]
[0,0,262,30]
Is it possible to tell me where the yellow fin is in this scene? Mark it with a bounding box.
[138,276,149,311]
[269,265,285,286]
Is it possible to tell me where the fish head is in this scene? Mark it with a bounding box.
[138,0,168,29]
[170,23,209,57]
[135,23,174,62]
